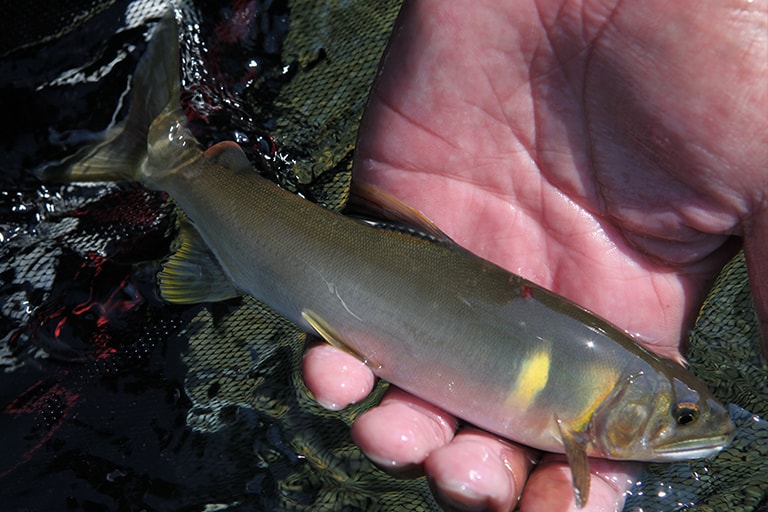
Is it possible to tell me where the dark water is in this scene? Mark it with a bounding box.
[0,2,300,510]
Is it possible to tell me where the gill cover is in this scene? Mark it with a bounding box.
[590,371,660,458]
[590,364,734,462]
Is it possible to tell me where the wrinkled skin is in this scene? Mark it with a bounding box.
[302,0,768,510]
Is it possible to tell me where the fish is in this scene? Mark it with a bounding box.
[39,14,735,508]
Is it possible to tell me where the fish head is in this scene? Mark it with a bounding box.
[589,360,735,462]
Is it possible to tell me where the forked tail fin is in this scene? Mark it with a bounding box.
[37,12,182,183]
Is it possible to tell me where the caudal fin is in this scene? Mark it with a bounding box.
[37,13,181,183]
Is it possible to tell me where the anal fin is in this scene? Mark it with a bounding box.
[158,215,240,304]
[301,309,380,370]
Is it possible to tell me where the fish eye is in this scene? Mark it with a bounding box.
[674,402,700,425]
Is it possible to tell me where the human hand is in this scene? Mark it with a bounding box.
[303,0,767,510]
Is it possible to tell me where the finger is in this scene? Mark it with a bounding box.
[350,387,458,473]
[424,427,537,512]
[301,342,375,410]
[519,455,640,512]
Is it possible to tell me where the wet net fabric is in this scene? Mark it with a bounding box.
[0,1,765,511]
[0,1,438,510]
[623,252,768,512]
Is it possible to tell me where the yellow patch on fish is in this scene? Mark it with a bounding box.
[507,347,551,409]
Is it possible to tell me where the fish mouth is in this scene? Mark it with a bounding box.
[651,433,734,461]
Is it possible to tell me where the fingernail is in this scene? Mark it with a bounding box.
[430,477,491,512]
[314,397,344,411]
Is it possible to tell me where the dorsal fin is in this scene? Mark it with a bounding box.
[347,182,453,243]
[204,141,252,173]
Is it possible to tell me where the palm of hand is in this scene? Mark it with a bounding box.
[304,1,767,510]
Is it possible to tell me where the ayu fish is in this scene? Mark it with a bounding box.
[41,15,734,508]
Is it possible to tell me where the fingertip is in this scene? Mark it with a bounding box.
[518,461,582,512]
[519,457,638,512]
[425,428,534,512]
[301,343,374,410]
[351,388,457,469]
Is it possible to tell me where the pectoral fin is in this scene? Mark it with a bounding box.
[301,309,380,370]
[158,216,240,304]
[556,418,592,509]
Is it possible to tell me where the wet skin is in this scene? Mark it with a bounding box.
[303,0,767,511]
